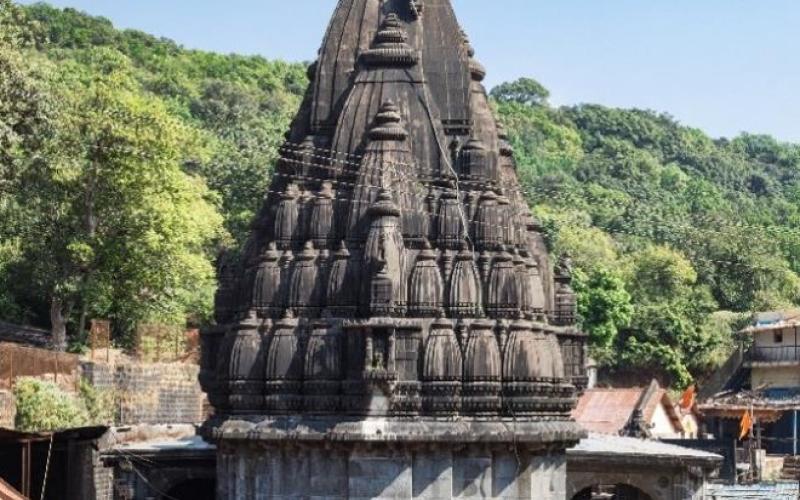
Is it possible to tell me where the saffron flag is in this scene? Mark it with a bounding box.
[679,385,696,410]
[739,410,753,440]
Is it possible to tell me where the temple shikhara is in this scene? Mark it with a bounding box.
[200,0,588,497]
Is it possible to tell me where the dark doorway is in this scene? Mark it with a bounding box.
[164,478,216,500]
[573,484,653,500]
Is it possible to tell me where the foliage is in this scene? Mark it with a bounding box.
[14,377,116,431]
[490,77,551,107]
[78,378,116,425]
[572,267,633,362]
[23,2,308,245]
[14,377,88,431]
[497,79,800,387]
[3,46,226,347]
[3,6,800,387]
[0,4,304,347]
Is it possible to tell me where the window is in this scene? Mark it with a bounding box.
[774,331,784,344]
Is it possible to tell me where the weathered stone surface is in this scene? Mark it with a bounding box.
[203,0,587,420]
[217,442,569,500]
[203,0,590,496]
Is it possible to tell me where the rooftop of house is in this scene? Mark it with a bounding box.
[699,388,800,421]
[568,433,722,468]
[741,309,800,334]
[572,380,684,436]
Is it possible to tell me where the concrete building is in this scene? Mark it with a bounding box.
[699,311,800,479]
[199,0,589,498]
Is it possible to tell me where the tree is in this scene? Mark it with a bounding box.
[619,245,718,386]
[490,77,551,107]
[0,0,55,324]
[573,267,633,362]
[9,48,226,348]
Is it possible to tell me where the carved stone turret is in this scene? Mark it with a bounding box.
[553,254,578,326]
[325,241,357,316]
[227,311,264,413]
[447,243,482,318]
[213,251,237,325]
[408,240,443,317]
[459,138,493,183]
[436,189,464,250]
[486,247,520,319]
[308,182,335,248]
[422,316,462,414]
[264,313,303,413]
[303,321,342,413]
[252,242,283,318]
[363,191,406,316]
[287,241,322,317]
[274,185,299,250]
[474,190,501,250]
[462,319,502,414]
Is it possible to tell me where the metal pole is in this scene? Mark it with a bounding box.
[21,440,31,498]
[794,410,798,456]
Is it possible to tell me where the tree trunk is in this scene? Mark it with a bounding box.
[78,303,88,345]
[50,297,68,352]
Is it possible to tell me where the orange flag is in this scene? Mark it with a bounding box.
[739,410,753,440]
[679,385,696,410]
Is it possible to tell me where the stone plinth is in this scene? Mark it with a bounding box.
[207,417,582,500]
[217,443,568,500]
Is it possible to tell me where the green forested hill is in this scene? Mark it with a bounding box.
[494,80,800,385]
[2,3,799,386]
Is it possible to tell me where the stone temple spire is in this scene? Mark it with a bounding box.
[201,1,587,498]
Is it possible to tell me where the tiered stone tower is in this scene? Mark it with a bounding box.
[201,1,587,498]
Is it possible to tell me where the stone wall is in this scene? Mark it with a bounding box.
[82,360,204,425]
[217,442,567,500]
[0,390,14,428]
[68,437,114,500]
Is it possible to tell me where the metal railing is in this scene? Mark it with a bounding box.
[746,345,800,363]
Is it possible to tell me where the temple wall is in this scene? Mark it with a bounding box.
[216,442,567,500]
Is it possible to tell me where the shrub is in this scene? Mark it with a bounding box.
[78,378,116,425]
[13,377,88,432]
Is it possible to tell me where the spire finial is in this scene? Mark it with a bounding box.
[368,101,408,142]
[361,14,418,67]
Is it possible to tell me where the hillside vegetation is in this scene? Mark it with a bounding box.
[3,3,799,386]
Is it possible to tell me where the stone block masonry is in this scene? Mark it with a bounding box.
[81,360,204,425]
[217,442,567,500]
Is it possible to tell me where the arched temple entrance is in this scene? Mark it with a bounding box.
[573,484,654,500]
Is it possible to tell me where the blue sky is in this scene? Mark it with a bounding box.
[17,0,800,142]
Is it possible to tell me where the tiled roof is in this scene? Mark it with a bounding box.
[573,382,685,436]
[572,387,643,435]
